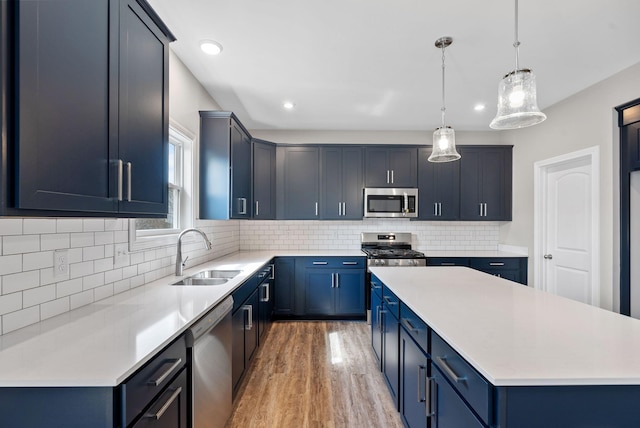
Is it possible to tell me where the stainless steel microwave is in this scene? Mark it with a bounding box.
[364,188,418,218]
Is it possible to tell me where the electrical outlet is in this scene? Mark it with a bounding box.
[114,243,129,267]
[54,249,68,278]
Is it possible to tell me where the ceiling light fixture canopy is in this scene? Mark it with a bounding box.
[490,0,546,129]
[429,36,460,163]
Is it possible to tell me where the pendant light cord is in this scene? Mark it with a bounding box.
[513,0,520,71]
[441,42,446,128]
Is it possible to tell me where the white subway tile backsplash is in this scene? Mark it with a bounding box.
[3,306,39,334]
[70,261,94,279]
[83,246,105,261]
[3,235,40,255]
[41,233,70,251]
[3,271,40,294]
[0,292,22,316]
[23,251,54,271]
[0,255,22,276]
[23,285,55,308]
[70,289,94,310]
[23,219,56,235]
[70,232,94,248]
[56,219,83,233]
[82,273,105,290]
[56,278,83,298]
[40,297,70,320]
[94,283,114,301]
[0,219,23,236]
[83,219,105,232]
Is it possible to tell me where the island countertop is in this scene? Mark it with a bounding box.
[369,266,640,387]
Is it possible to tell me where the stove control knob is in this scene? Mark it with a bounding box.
[412,260,418,266]
[374,259,380,265]
[380,259,386,266]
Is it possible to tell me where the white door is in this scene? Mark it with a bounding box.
[534,147,599,306]
[630,171,640,317]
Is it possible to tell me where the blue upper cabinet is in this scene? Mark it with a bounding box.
[252,139,277,219]
[276,146,321,219]
[321,146,364,220]
[417,147,460,220]
[199,112,253,219]
[364,146,417,188]
[4,0,174,216]
[459,146,512,221]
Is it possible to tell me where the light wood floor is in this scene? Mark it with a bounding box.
[226,321,404,428]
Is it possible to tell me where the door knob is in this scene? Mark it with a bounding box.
[543,254,553,260]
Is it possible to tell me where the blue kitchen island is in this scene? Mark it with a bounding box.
[370,266,640,427]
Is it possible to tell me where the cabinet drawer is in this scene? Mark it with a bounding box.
[469,257,520,270]
[231,271,260,312]
[382,286,400,319]
[399,302,428,353]
[122,335,187,427]
[427,257,469,266]
[431,332,492,425]
[131,368,188,428]
[370,275,384,299]
[300,257,365,269]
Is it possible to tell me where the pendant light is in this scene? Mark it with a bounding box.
[429,36,460,163]
[490,0,546,129]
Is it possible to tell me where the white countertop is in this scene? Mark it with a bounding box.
[370,266,640,386]
[423,250,526,258]
[0,250,366,387]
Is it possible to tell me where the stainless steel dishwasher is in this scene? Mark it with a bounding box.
[186,296,233,428]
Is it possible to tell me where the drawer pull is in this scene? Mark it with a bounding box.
[144,386,183,420]
[342,261,358,265]
[435,356,467,383]
[417,365,427,403]
[371,282,382,290]
[440,262,455,266]
[383,296,398,306]
[489,262,505,266]
[401,318,419,334]
[147,358,183,386]
[312,261,328,265]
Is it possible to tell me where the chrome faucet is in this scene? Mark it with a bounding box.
[175,228,213,276]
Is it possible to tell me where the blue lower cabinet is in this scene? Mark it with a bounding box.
[303,266,365,316]
[371,287,383,366]
[432,364,484,428]
[400,327,429,428]
[232,287,260,397]
[382,306,400,409]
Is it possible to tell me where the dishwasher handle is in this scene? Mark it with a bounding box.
[186,296,233,345]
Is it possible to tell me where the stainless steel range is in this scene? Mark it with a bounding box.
[362,232,426,323]
[361,232,426,267]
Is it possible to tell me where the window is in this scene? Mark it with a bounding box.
[129,123,194,250]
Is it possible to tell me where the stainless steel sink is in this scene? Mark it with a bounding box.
[171,269,242,286]
[191,269,242,280]
[172,277,229,286]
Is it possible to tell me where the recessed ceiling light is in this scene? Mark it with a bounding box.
[200,40,223,55]
[283,101,295,110]
[474,104,486,111]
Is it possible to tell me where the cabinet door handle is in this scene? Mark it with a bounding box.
[383,296,398,306]
[342,202,346,216]
[147,358,183,386]
[331,273,335,288]
[427,377,436,418]
[479,203,483,216]
[417,365,426,403]
[117,159,124,201]
[315,202,318,216]
[144,386,183,420]
[312,261,328,265]
[269,263,275,280]
[391,170,394,183]
[438,203,442,216]
[379,309,386,332]
[484,203,488,217]
[261,282,270,302]
[342,261,358,265]
[386,170,390,184]
[489,262,505,266]
[243,305,253,330]
[401,318,419,334]
[126,162,132,202]
[255,200,259,216]
[238,198,247,215]
[435,356,466,383]
[335,273,339,288]
[433,203,438,216]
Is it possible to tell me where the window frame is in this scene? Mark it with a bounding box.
[129,121,195,251]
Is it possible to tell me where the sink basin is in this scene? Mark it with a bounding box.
[172,277,229,286]
[191,269,242,280]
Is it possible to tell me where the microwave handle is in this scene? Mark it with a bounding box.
[403,192,409,214]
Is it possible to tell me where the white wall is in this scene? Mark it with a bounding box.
[499,62,640,311]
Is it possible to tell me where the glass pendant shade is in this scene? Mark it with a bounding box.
[429,126,460,162]
[490,68,546,129]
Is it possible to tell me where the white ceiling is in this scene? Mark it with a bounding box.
[148,0,640,131]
